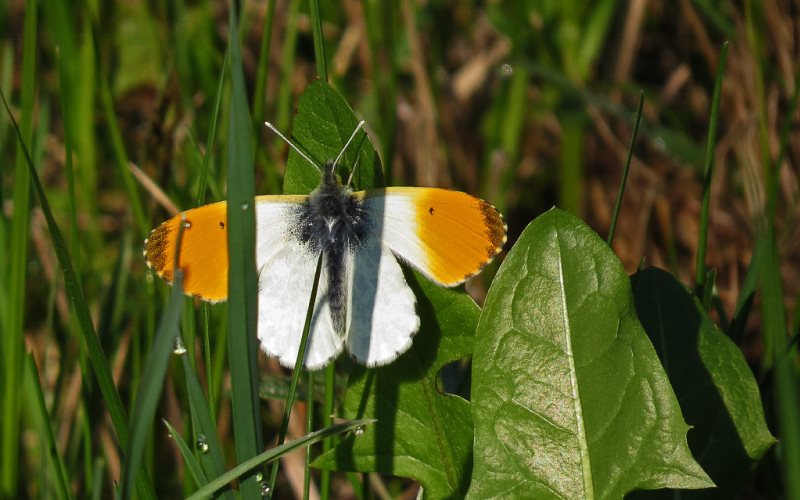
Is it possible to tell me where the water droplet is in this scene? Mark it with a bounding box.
[241,202,250,210]
[196,434,209,454]
[654,137,666,151]
[260,482,272,496]
[173,338,187,355]
[183,220,192,228]
[501,63,513,76]
[353,425,365,436]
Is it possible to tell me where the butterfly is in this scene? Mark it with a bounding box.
[144,121,506,369]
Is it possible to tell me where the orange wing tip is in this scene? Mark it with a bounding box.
[439,198,507,287]
[143,221,175,281]
[144,213,229,304]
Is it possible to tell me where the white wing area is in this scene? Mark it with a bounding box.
[345,237,420,366]
[255,201,344,370]
[361,192,426,272]
[254,199,420,369]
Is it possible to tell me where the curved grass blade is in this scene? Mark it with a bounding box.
[179,346,228,491]
[195,49,227,207]
[252,0,276,134]
[121,268,185,499]
[694,42,729,297]
[2,1,36,493]
[607,91,643,247]
[162,419,207,488]
[0,88,156,497]
[762,236,800,498]
[225,3,263,497]
[23,353,72,500]
[308,0,328,81]
[95,46,149,238]
[266,254,324,497]
[188,420,373,500]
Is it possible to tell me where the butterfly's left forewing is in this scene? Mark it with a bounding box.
[358,187,506,287]
[144,200,230,301]
[144,195,307,302]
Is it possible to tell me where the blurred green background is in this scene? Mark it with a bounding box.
[1,0,798,497]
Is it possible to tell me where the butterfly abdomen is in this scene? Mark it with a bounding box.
[295,166,371,334]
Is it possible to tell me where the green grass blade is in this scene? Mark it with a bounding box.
[607,91,643,247]
[304,371,314,500]
[576,0,620,81]
[0,88,156,497]
[307,3,327,496]
[729,238,763,342]
[121,264,185,499]
[1,0,36,494]
[252,0,276,133]
[188,420,374,500]
[200,304,215,420]
[226,3,263,497]
[196,50,227,207]
[761,236,800,498]
[267,254,324,496]
[702,267,716,311]
[362,0,398,186]
[97,230,133,341]
[162,419,208,488]
[559,115,585,214]
[695,41,729,297]
[691,0,735,37]
[765,65,800,227]
[275,0,301,132]
[23,353,72,500]
[97,73,149,238]
[320,363,335,500]
[91,459,104,500]
[179,349,228,488]
[308,0,328,81]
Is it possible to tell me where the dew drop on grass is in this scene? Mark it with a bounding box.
[173,338,187,355]
[196,434,209,454]
[255,472,263,482]
[502,63,513,75]
[260,482,272,497]
[241,202,250,210]
[353,425,365,436]
[183,220,192,228]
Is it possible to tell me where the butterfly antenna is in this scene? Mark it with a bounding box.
[346,155,361,187]
[332,120,365,174]
[264,121,321,172]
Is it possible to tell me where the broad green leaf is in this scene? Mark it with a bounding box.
[469,208,713,499]
[313,272,478,499]
[283,80,384,194]
[631,268,774,498]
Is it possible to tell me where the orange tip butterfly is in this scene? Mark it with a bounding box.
[144,121,506,369]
